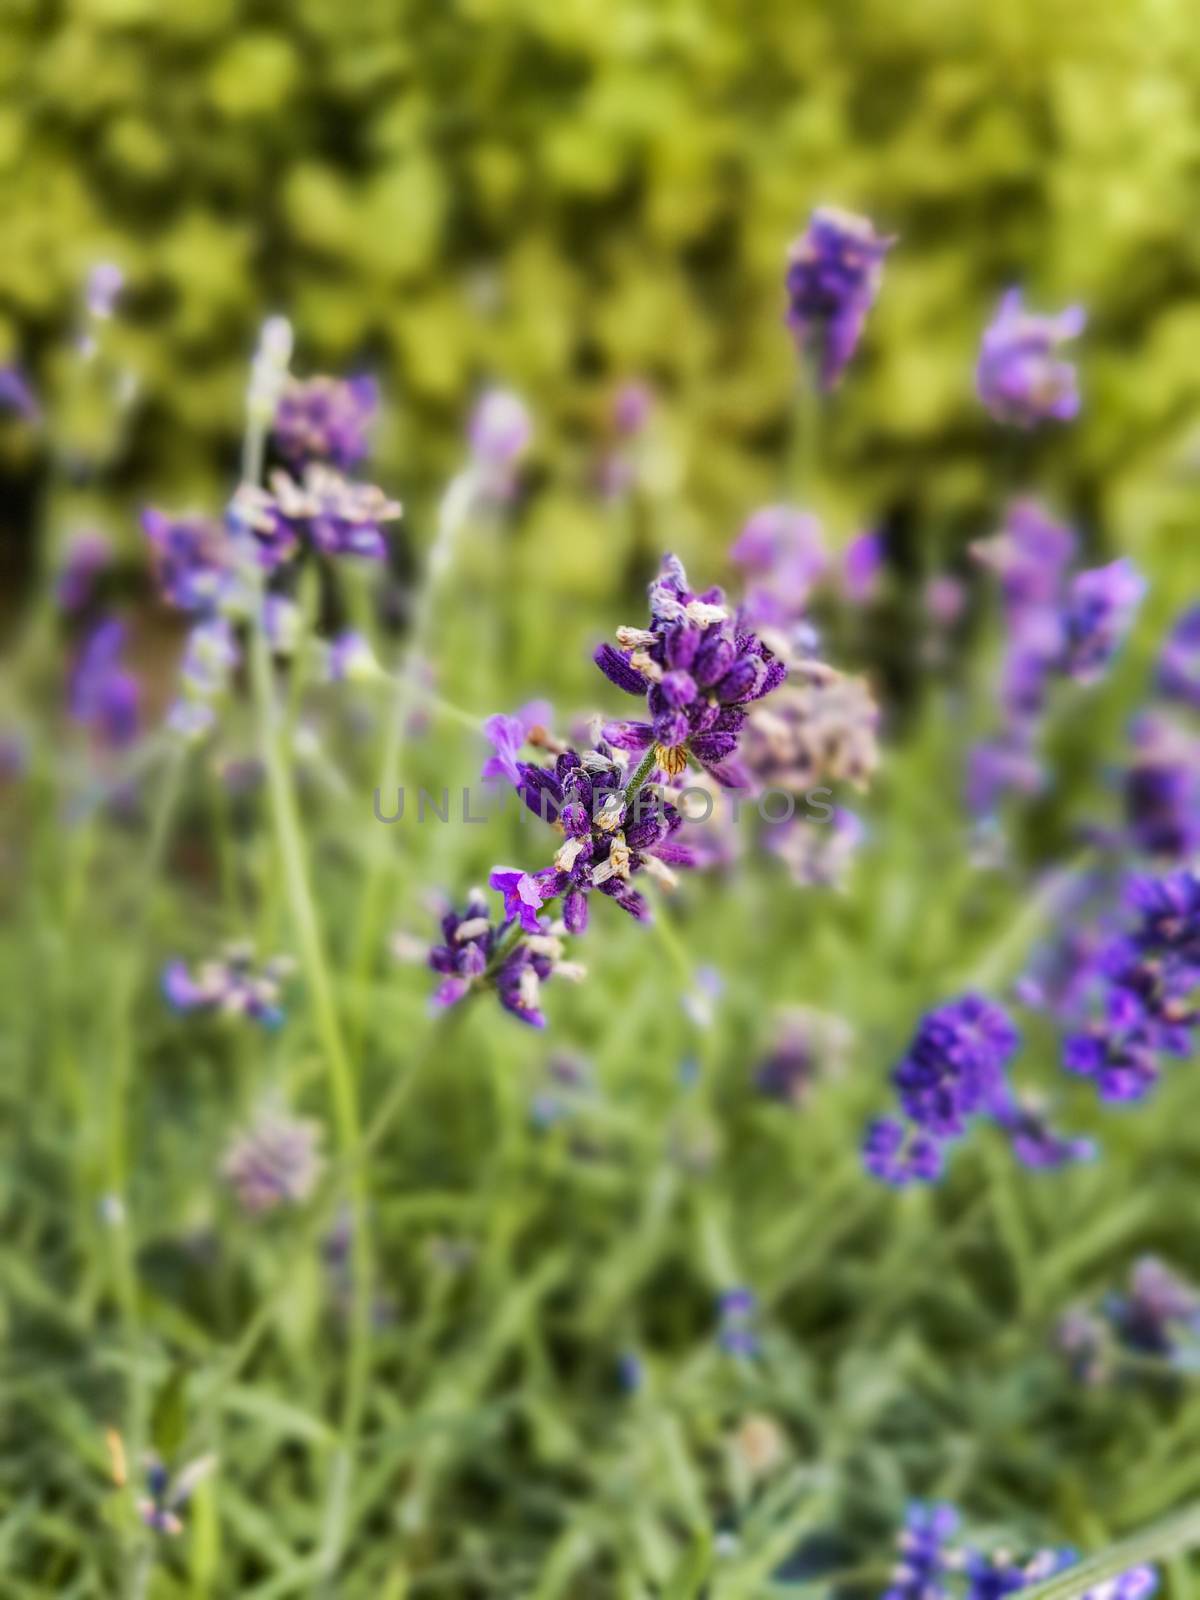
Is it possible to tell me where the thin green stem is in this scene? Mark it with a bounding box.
[247,584,371,1586]
[622,743,662,807]
[1019,1501,1200,1600]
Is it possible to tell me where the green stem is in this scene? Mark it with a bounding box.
[247,583,371,1584]
[349,485,471,1045]
[622,743,662,807]
[1019,1501,1200,1600]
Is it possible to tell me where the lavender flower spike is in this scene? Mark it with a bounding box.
[221,1106,324,1215]
[977,289,1086,427]
[273,374,379,470]
[1060,559,1146,683]
[1158,605,1200,708]
[785,206,895,387]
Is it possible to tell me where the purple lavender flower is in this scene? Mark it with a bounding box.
[273,374,378,470]
[1107,1256,1200,1360]
[785,207,894,388]
[427,887,582,1026]
[596,553,786,786]
[85,262,124,320]
[0,364,40,421]
[222,1106,324,1214]
[468,388,532,501]
[69,619,139,750]
[1125,715,1200,859]
[766,808,865,890]
[993,1093,1095,1170]
[481,700,555,786]
[1062,869,1200,1103]
[162,945,293,1027]
[864,996,1020,1185]
[716,1287,759,1357]
[977,290,1085,427]
[327,629,376,683]
[742,659,880,794]
[883,1503,959,1600]
[862,1116,946,1187]
[229,466,401,567]
[893,995,1019,1139]
[55,532,111,614]
[136,1452,216,1538]
[841,530,884,604]
[1060,559,1146,684]
[755,1007,850,1106]
[613,380,653,436]
[966,738,1045,817]
[142,508,234,614]
[489,867,549,933]
[730,505,828,628]
[509,739,700,925]
[1157,605,1200,709]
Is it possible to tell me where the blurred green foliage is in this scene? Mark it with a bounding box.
[5,0,1200,585]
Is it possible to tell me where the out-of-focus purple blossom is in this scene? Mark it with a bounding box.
[69,619,139,750]
[865,995,1020,1185]
[327,629,376,684]
[162,944,294,1028]
[136,1452,217,1538]
[993,1093,1095,1170]
[0,364,40,421]
[613,380,653,437]
[273,374,378,470]
[85,262,124,320]
[229,466,401,567]
[529,1052,595,1130]
[972,500,1078,614]
[755,1006,850,1107]
[169,614,239,741]
[785,207,894,388]
[883,1503,958,1600]
[924,575,967,629]
[222,1105,324,1215]
[730,506,828,628]
[1157,605,1200,709]
[716,1287,759,1357]
[966,738,1045,817]
[1060,559,1146,684]
[682,965,723,1028]
[977,289,1085,427]
[1060,1258,1200,1385]
[596,553,785,787]
[481,700,555,786]
[1062,869,1200,1104]
[55,532,111,614]
[744,659,880,794]
[142,507,235,614]
[766,807,864,890]
[863,1115,946,1187]
[841,530,884,604]
[1125,715,1200,859]
[468,388,532,501]
[880,1505,1157,1600]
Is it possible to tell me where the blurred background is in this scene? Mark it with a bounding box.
[5,0,1200,657]
[6,3,1200,1595]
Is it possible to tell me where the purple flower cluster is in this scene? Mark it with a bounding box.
[716,1287,759,1357]
[969,501,1145,812]
[1063,870,1200,1103]
[221,1105,324,1215]
[1057,1257,1200,1384]
[1158,605,1200,709]
[69,619,139,751]
[55,532,111,614]
[162,944,294,1028]
[427,886,583,1028]
[595,553,786,787]
[881,1503,1157,1600]
[136,1453,217,1538]
[1124,714,1200,860]
[862,995,1085,1186]
[977,289,1086,427]
[230,466,401,567]
[785,207,894,388]
[142,508,235,614]
[272,374,378,470]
